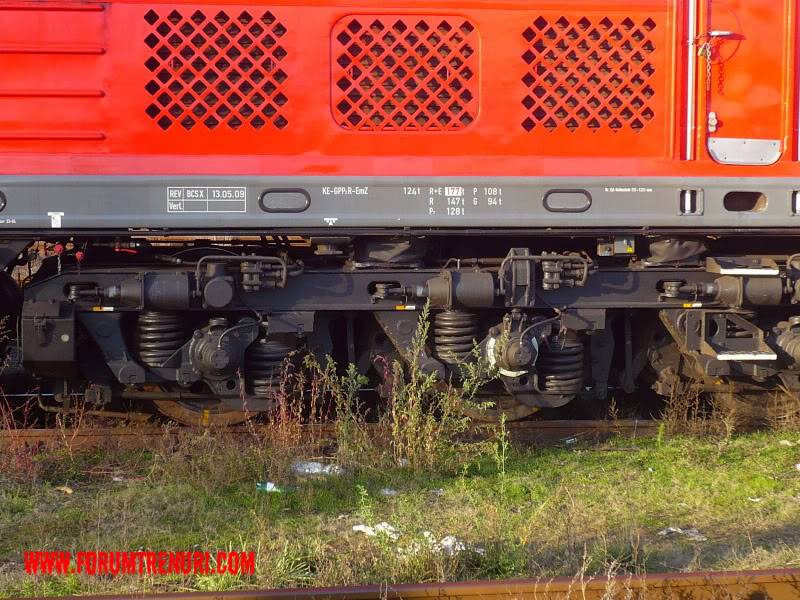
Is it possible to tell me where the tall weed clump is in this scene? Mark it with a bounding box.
[662,381,737,439]
[385,303,492,472]
[296,303,495,473]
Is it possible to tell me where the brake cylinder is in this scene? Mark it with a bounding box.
[425,271,496,309]
[712,275,784,307]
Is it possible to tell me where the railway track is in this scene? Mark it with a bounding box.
[0,419,659,451]
[76,568,800,599]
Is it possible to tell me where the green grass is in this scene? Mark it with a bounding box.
[1,429,800,597]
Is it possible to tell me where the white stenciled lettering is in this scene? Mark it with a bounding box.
[604,186,653,193]
[321,186,369,196]
[166,187,246,213]
[48,212,65,228]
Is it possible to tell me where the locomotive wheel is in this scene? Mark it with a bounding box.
[152,399,254,427]
[461,395,539,422]
[147,386,255,427]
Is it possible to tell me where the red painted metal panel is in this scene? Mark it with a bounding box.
[519,12,670,157]
[0,3,108,149]
[696,0,794,161]
[331,15,480,132]
[0,0,796,176]
[141,7,290,132]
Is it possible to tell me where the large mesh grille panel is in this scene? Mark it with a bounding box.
[331,16,479,131]
[143,8,288,131]
[521,16,657,134]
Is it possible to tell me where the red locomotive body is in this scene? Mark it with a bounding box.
[0,0,795,177]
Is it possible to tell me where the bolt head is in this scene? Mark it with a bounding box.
[209,349,230,369]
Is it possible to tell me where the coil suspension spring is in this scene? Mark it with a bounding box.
[136,312,188,368]
[245,336,297,398]
[536,336,584,396]
[433,310,479,365]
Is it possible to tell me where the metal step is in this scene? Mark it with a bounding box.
[716,351,777,361]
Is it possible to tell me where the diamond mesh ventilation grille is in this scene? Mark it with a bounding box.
[144,8,288,131]
[521,16,657,133]
[332,16,479,131]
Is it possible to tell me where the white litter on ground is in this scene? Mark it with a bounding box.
[748,497,763,503]
[291,461,343,476]
[380,488,400,497]
[795,463,800,472]
[779,440,795,447]
[256,481,282,493]
[437,535,467,556]
[400,531,469,557]
[352,522,400,541]
[111,476,124,483]
[352,522,475,556]
[657,526,707,542]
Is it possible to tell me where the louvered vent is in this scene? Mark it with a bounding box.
[332,16,479,131]
[143,8,288,131]
[521,16,657,133]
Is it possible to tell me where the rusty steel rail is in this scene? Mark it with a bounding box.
[72,569,800,599]
[496,419,659,445]
[0,419,658,451]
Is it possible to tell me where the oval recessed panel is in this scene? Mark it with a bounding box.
[543,189,592,213]
[260,189,311,213]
